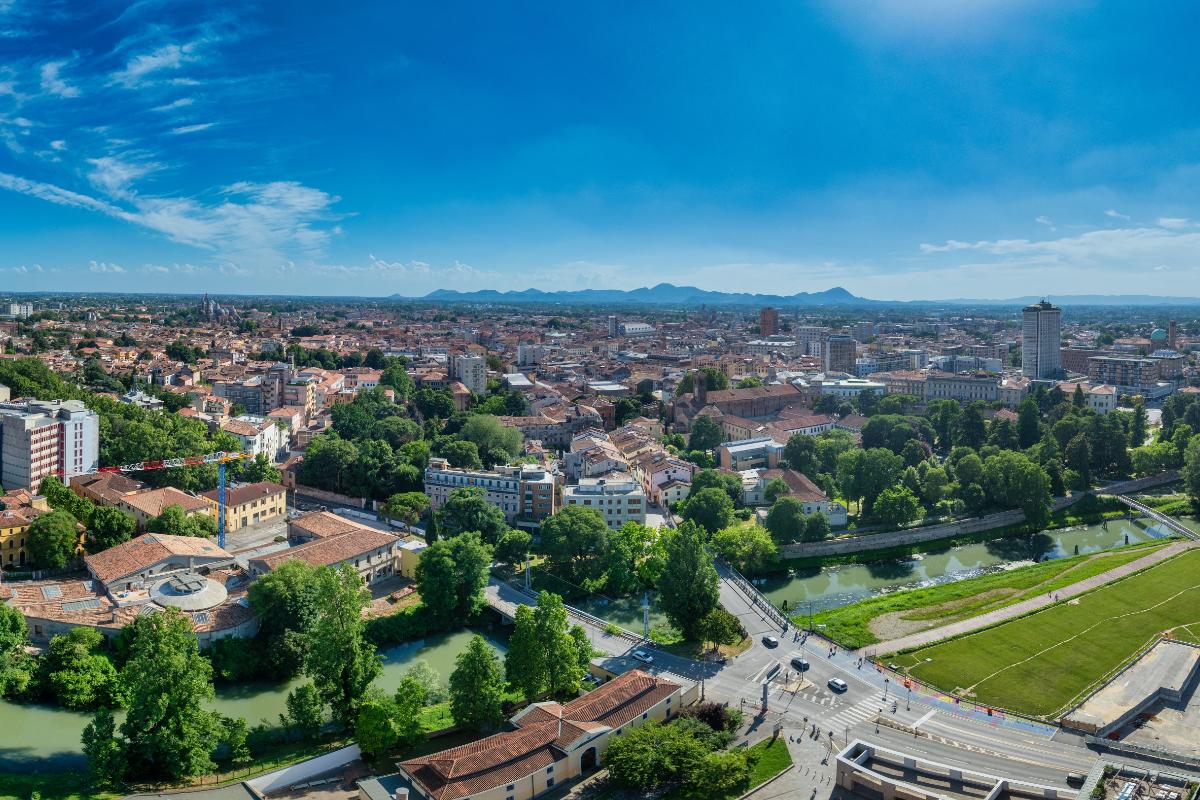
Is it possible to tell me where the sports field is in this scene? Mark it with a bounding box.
[891,547,1200,718]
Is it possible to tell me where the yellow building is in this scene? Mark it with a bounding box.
[200,482,287,532]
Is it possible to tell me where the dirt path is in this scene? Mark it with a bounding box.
[868,540,1197,656]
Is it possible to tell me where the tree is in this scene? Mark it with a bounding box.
[449,635,506,730]
[764,496,806,544]
[505,604,544,701]
[40,627,120,709]
[380,492,429,528]
[115,608,220,781]
[604,720,712,791]
[87,506,136,553]
[1017,398,1041,449]
[688,415,724,451]
[39,475,94,523]
[1065,433,1092,488]
[541,505,610,585]
[953,452,983,485]
[955,403,987,449]
[763,476,789,504]
[804,513,831,542]
[533,591,584,697]
[696,608,743,650]
[981,450,1052,528]
[247,559,321,678]
[1183,435,1200,512]
[439,439,483,469]
[303,564,381,728]
[146,504,216,538]
[677,368,728,395]
[240,452,283,484]
[458,415,523,466]
[657,522,719,640]
[283,683,325,741]
[682,487,733,535]
[440,487,508,544]
[872,486,921,528]
[392,674,426,747]
[783,434,818,476]
[356,700,399,758]
[0,604,32,698]
[920,466,950,508]
[415,532,493,626]
[298,434,359,495]
[27,509,80,569]
[689,469,742,504]
[82,707,124,789]
[1130,399,1148,447]
[836,448,903,517]
[736,376,763,388]
[495,530,532,569]
[413,388,455,419]
[710,524,777,574]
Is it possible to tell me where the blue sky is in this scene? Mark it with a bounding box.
[0,0,1198,300]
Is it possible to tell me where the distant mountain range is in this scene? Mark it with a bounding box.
[395,284,870,306]
[391,283,1200,307]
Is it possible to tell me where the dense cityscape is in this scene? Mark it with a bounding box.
[0,290,1198,800]
[2,2,1200,800]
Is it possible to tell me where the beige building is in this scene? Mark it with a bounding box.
[201,481,287,532]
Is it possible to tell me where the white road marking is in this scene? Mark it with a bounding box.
[913,709,937,729]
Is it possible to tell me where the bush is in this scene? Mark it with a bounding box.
[364,603,432,646]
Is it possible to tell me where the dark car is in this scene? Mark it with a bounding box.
[790,657,810,671]
[761,635,780,648]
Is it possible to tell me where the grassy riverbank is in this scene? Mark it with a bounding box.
[780,495,1133,570]
[801,539,1168,649]
[892,547,1200,717]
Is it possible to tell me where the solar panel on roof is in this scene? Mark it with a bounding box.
[61,598,102,612]
[41,586,62,599]
[192,612,210,624]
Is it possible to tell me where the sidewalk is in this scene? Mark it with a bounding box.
[869,540,1196,656]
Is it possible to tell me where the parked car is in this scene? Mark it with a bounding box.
[827,678,848,693]
[761,635,780,648]
[632,650,654,664]
[790,657,810,671]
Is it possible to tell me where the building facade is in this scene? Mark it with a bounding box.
[562,477,646,527]
[424,457,558,522]
[0,399,99,492]
[1021,300,1062,379]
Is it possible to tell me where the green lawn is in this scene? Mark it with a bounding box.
[806,541,1167,649]
[891,548,1200,718]
[0,772,119,800]
[744,736,793,789]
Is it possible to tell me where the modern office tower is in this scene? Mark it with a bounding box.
[1021,299,1062,379]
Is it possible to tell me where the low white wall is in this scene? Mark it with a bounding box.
[245,744,361,794]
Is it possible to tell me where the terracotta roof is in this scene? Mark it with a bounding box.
[120,487,212,518]
[84,533,232,583]
[74,471,148,503]
[399,669,679,800]
[200,481,285,508]
[760,468,828,504]
[251,515,398,573]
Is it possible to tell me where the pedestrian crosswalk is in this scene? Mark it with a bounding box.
[826,700,879,730]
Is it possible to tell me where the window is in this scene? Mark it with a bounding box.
[546,766,554,774]
[642,712,648,720]
[546,779,554,789]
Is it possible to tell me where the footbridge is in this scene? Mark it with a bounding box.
[484,576,644,656]
[1114,495,1198,540]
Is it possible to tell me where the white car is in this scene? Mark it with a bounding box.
[827,678,848,693]
[632,650,654,664]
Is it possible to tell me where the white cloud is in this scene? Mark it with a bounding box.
[153,97,194,112]
[111,41,201,88]
[40,59,80,98]
[88,260,124,273]
[170,121,215,135]
[1035,215,1052,226]
[49,139,65,150]
[1105,209,1130,220]
[86,156,161,200]
[0,170,343,266]
[1157,217,1194,229]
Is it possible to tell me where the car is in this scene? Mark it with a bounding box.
[761,635,780,648]
[790,657,810,671]
[632,650,654,664]
[1066,774,1086,787]
[827,678,848,693]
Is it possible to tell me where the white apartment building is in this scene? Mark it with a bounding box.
[0,399,99,491]
[7,303,32,319]
[451,354,487,395]
[562,476,646,527]
[424,457,558,521]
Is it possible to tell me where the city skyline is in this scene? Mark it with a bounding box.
[0,2,1198,298]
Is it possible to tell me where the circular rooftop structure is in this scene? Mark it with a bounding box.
[150,572,228,612]
[1151,328,1168,340]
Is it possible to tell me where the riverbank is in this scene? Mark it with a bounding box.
[801,539,1170,649]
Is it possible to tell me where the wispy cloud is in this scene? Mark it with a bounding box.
[86,155,161,200]
[111,40,203,88]
[170,121,215,135]
[88,260,124,273]
[40,59,80,98]
[152,97,194,112]
[1105,208,1130,220]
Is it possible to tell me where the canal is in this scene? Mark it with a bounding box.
[0,627,507,770]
